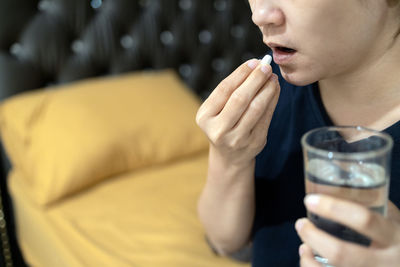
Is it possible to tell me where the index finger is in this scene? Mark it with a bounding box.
[199,58,259,117]
[299,244,321,267]
[304,194,399,246]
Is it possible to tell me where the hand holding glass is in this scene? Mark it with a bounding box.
[301,126,393,265]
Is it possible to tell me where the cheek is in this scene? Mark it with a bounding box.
[288,22,353,80]
[278,47,343,86]
[288,2,350,53]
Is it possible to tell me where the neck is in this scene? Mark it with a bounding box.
[320,37,400,104]
[318,36,400,129]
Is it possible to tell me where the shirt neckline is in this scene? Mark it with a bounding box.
[308,82,400,142]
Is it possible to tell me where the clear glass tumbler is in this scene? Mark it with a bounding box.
[301,126,393,266]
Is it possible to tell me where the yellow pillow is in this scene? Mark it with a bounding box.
[0,70,208,205]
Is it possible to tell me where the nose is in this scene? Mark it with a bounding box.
[251,3,285,28]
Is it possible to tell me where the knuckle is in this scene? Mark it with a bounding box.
[217,78,233,95]
[249,97,265,113]
[209,129,224,145]
[237,65,251,77]
[248,142,265,154]
[357,209,375,229]
[256,136,268,149]
[228,133,249,150]
[195,110,204,126]
[227,136,241,149]
[251,129,267,146]
[195,108,210,129]
[226,139,237,149]
[230,91,249,106]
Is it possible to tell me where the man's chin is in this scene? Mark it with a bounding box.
[279,67,317,86]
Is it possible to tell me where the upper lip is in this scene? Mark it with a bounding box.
[266,42,296,51]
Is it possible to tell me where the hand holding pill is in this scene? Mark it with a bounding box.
[196,54,280,167]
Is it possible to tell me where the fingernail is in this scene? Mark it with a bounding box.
[261,65,270,74]
[295,219,306,232]
[247,59,259,69]
[260,55,272,73]
[305,194,320,208]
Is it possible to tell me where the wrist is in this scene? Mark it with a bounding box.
[207,145,256,181]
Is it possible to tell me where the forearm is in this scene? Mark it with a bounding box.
[197,147,255,255]
[195,56,278,255]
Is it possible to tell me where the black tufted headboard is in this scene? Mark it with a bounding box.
[0,0,267,100]
[0,0,267,265]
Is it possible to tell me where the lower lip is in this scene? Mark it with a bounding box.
[272,48,297,65]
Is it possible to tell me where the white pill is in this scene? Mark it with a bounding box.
[261,54,272,66]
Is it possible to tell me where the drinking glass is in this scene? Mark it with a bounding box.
[301,126,393,266]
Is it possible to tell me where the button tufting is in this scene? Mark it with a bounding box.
[90,0,102,9]
[160,31,174,46]
[179,64,192,78]
[179,0,192,11]
[198,30,212,44]
[139,0,149,8]
[1,0,263,112]
[120,35,134,49]
[230,25,245,39]
[212,58,225,72]
[9,43,22,57]
[38,0,55,12]
[214,0,227,11]
[71,40,85,53]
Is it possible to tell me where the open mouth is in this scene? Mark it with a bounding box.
[267,42,298,63]
[275,46,296,53]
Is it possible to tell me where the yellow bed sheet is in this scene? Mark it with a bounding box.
[9,152,249,267]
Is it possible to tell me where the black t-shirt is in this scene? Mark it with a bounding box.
[252,62,400,267]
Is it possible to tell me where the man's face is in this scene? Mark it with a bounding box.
[248,0,391,86]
